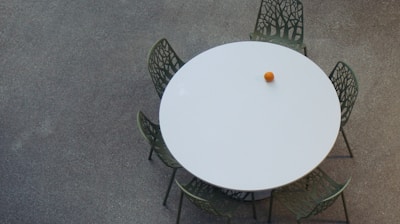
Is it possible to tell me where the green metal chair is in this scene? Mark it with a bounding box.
[176,177,256,224]
[136,110,182,205]
[147,38,185,98]
[329,61,359,158]
[268,167,351,223]
[250,0,307,56]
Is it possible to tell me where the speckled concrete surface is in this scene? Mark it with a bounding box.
[0,0,399,223]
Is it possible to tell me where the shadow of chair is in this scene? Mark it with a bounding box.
[147,38,185,98]
[250,0,307,56]
[329,61,359,158]
[137,110,182,205]
[268,167,351,223]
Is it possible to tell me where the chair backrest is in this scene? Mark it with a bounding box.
[137,111,181,168]
[306,177,351,219]
[147,38,185,98]
[136,110,160,145]
[175,178,233,219]
[329,61,359,127]
[253,0,304,44]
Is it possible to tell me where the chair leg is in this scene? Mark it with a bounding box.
[341,128,354,158]
[303,46,308,57]
[251,192,257,220]
[163,168,178,206]
[268,191,274,223]
[176,192,184,224]
[341,192,350,223]
[235,191,257,220]
[148,146,154,160]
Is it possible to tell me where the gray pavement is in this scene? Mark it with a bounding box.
[0,0,399,223]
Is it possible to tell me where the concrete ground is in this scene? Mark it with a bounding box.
[0,0,399,223]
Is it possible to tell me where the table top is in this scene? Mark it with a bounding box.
[159,41,340,191]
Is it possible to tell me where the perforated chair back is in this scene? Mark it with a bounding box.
[147,38,185,98]
[137,110,160,147]
[268,168,351,223]
[176,178,249,224]
[307,178,351,219]
[329,61,359,127]
[250,0,306,55]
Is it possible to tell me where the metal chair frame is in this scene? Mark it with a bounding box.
[329,61,359,158]
[268,167,351,223]
[136,110,182,205]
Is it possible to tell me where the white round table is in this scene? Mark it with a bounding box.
[159,41,340,192]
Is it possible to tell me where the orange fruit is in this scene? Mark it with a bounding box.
[264,72,274,82]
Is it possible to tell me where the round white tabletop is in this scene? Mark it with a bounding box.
[159,41,340,192]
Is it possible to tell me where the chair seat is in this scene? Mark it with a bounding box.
[268,168,351,223]
[181,178,245,213]
[250,32,306,54]
[176,177,256,223]
[152,137,182,168]
[273,185,340,219]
